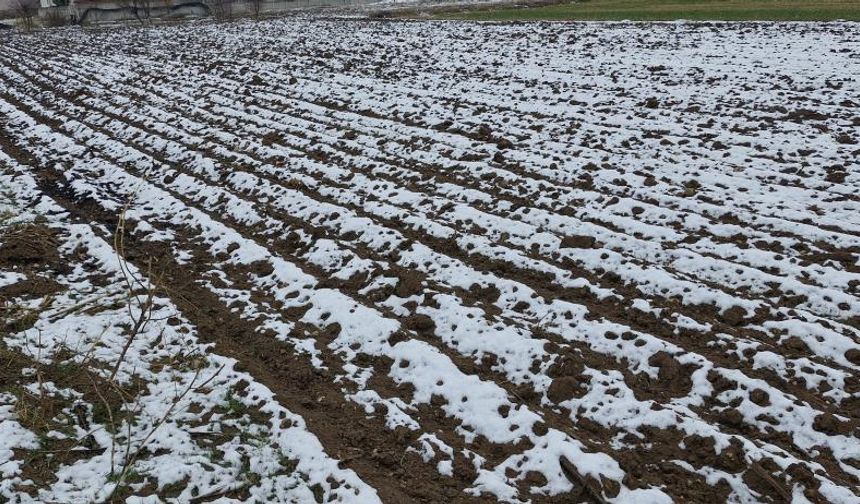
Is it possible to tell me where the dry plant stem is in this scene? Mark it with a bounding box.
[109,193,155,383]
[86,369,121,476]
[559,455,608,504]
[47,289,124,323]
[108,287,153,382]
[188,482,250,503]
[35,329,45,400]
[749,461,791,501]
[191,363,226,393]
[104,363,224,503]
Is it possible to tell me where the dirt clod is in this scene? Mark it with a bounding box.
[721,306,747,326]
[547,376,582,403]
[560,234,596,249]
[403,314,435,334]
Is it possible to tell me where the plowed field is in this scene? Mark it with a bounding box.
[1,19,858,504]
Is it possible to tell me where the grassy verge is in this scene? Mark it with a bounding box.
[437,0,860,21]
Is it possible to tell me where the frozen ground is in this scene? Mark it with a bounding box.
[0,18,858,504]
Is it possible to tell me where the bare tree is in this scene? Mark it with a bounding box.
[42,6,68,27]
[208,0,232,20]
[13,0,38,32]
[133,0,153,24]
[118,0,152,25]
[249,0,262,19]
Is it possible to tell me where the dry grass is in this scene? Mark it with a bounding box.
[435,0,860,21]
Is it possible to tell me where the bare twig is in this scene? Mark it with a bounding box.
[104,364,208,502]
[188,482,250,503]
[109,196,156,382]
[559,455,608,504]
[85,369,121,476]
[749,461,791,502]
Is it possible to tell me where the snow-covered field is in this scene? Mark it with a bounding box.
[0,18,858,504]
